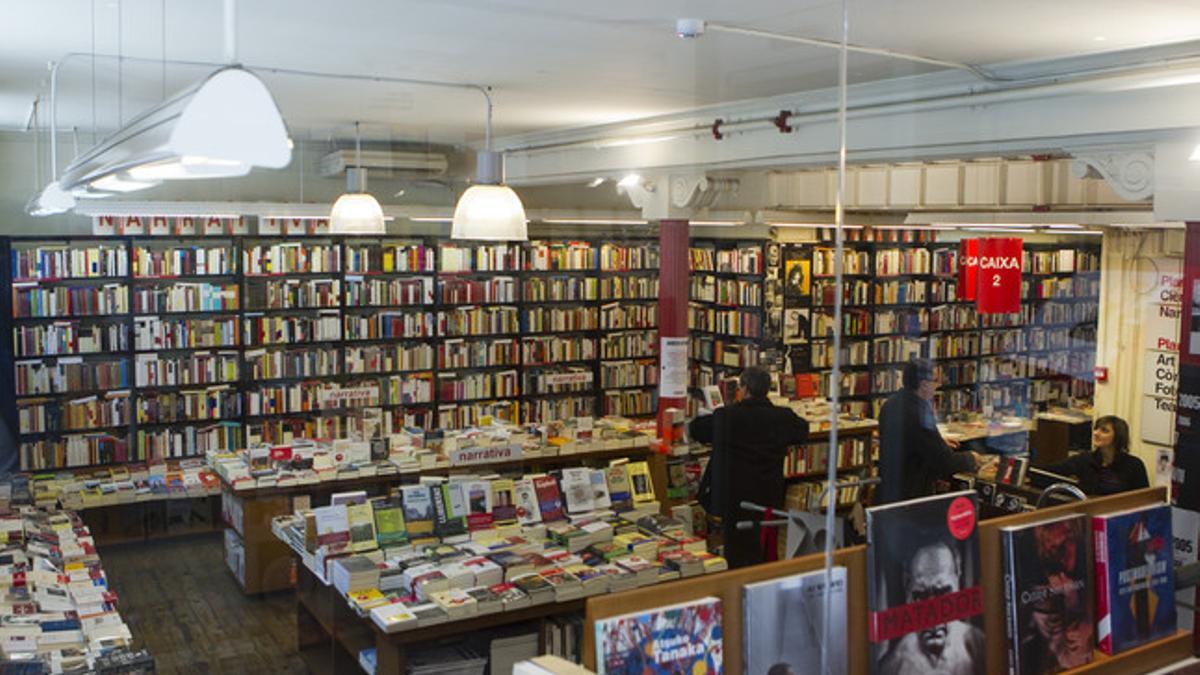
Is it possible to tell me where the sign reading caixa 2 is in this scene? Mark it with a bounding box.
[958,238,1023,314]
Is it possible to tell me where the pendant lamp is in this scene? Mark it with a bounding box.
[39,66,292,214]
[330,122,386,235]
[451,112,526,241]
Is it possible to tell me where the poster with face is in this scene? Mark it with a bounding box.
[784,309,810,345]
[783,246,812,306]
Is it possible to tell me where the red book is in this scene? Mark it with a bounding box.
[532,475,565,522]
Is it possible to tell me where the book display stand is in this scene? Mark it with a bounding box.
[582,487,1190,675]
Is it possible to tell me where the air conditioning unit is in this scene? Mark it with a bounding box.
[319,149,449,178]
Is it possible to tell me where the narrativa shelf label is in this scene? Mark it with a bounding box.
[974,237,1023,314]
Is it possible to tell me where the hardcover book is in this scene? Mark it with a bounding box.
[533,475,565,523]
[743,567,848,675]
[1001,513,1093,674]
[372,497,408,547]
[491,479,518,525]
[513,478,543,525]
[1093,504,1176,655]
[627,462,655,505]
[399,486,434,537]
[605,461,633,510]
[595,596,723,675]
[560,468,595,515]
[866,491,985,675]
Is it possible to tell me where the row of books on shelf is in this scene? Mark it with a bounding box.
[136,386,241,425]
[15,322,128,357]
[11,245,128,280]
[522,336,596,366]
[688,305,762,338]
[134,351,241,387]
[12,284,128,319]
[783,435,875,477]
[131,244,234,277]
[131,282,238,313]
[0,502,151,671]
[688,245,762,275]
[245,278,341,309]
[438,371,520,402]
[17,392,131,435]
[243,242,341,275]
[344,242,436,274]
[690,336,757,369]
[15,359,129,396]
[689,276,763,307]
[598,275,657,301]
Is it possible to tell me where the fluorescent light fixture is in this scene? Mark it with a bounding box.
[594,135,680,149]
[90,174,161,193]
[871,224,956,231]
[962,227,1037,234]
[617,173,643,188]
[586,177,606,188]
[542,218,649,225]
[330,123,385,235]
[690,220,745,227]
[1191,144,1200,162]
[766,222,864,230]
[1050,229,1104,236]
[1046,223,1085,229]
[409,216,453,223]
[42,66,291,213]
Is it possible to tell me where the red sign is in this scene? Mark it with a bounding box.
[975,237,1023,314]
[957,239,978,301]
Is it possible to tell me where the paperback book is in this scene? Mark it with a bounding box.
[533,474,565,522]
[743,567,847,675]
[1001,513,1093,673]
[1094,504,1176,655]
[595,596,723,675]
[513,478,543,525]
[399,486,435,538]
[866,491,985,675]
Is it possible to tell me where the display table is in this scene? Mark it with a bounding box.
[222,445,661,595]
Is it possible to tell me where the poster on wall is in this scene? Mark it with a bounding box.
[1174,222,1200,512]
[783,309,810,345]
[783,246,812,306]
[764,243,784,341]
[975,237,1023,314]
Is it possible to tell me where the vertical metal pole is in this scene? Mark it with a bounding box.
[822,0,851,673]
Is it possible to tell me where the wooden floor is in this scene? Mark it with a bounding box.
[101,532,308,674]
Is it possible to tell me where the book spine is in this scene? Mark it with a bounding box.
[1002,531,1019,675]
[1094,516,1113,655]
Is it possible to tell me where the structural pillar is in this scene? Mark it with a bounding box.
[657,218,690,439]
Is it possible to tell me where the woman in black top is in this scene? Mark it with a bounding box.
[1045,415,1149,496]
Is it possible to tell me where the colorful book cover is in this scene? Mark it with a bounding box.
[313,504,350,549]
[533,474,565,522]
[867,491,985,675]
[465,480,494,532]
[372,497,408,547]
[590,469,613,510]
[605,461,633,509]
[513,478,543,525]
[399,485,434,537]
[627,461,655,504]
[595,596,723,675]
[346,502,378,552]
[490,479,518,525]
[433,483,466,538]
[1093,504,1176,655]
[743,567,848,675]
[1001,513,1093,673]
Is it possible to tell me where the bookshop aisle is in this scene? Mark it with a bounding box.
[101,532,305,674]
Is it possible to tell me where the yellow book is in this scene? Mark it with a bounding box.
[627,461,655,504]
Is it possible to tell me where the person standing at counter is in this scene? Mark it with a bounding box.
[878,359,983,505]
[1043,415,1148,496]
[688,366,810,568]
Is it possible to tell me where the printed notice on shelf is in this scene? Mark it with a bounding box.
[659,337,688,398]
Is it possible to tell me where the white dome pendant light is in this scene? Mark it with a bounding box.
[451,101,526,241]
[330,121,386,235]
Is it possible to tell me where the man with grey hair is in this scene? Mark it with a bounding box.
[689,366,809,568]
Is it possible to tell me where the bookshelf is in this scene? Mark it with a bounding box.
[777,234,1101,419]
[686,239,767,412]
[1,235,670,472]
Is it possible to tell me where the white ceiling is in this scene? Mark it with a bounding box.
[3,0,1200,149]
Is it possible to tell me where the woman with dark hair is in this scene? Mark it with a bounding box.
[1044,415,1149,496]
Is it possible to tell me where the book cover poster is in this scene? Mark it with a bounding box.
[596,596,723,675]
[1094,504,1176,654]
[783,309,810,345]
[1001,513,1093,674]
[783,253,812,306]
[743,567,847,675]
[867,492,985,675]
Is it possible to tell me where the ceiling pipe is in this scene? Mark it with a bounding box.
[504,50,1200,156]
[44,52,492,181]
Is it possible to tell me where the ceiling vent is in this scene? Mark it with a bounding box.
[318,149,449,179]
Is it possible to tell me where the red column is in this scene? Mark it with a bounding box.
[657,219,689,439]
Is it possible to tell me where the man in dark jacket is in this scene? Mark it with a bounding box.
[688,366,809,568]
[878,359,982,505]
